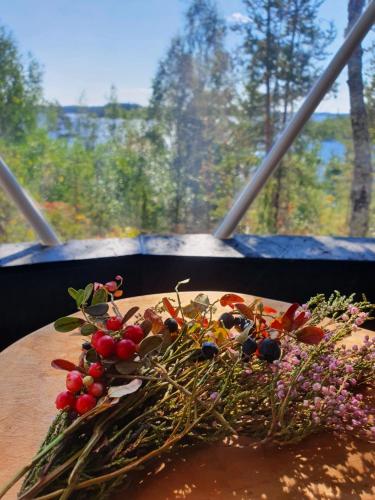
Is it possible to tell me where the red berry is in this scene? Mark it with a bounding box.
[88,382,104,398]
[106,316,122,331]
[115,339,136,360]
[75,394,96,415]
[88,362,104,379]
[124,325,144,344]
[91,330,105,348]
[55,390,75,410]
[95,335,116,357]
[66,370,83,393]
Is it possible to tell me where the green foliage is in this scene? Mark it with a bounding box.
[0,25,42,141]
[0,3,373,243]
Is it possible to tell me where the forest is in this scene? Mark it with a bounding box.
[0,0,374,243]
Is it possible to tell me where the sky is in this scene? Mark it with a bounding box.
[1,0,373,113]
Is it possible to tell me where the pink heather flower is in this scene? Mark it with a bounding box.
[303,400,309,407]
[341,313,349,321]
[312,383,321,392]
[355,317,365,326]
[348,305,359,315]
[210,392,219,401]
[345,364,354,374]
[115,275,123,281]
[93,282,104,291]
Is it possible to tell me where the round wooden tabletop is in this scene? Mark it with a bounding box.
[0,292,374,500]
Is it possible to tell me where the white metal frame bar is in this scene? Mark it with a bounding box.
[0,155,60,246]
[214,0,375,239]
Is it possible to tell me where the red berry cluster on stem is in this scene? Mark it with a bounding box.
[55,319,145,415]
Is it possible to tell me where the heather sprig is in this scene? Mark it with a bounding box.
[0,283,373,500]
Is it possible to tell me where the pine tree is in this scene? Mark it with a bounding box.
[347,0,373,237]
[235,0,335,233]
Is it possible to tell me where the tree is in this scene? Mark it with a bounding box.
[347,0,373,237]
[105,84,122,138]
[0,25,42,142]
[235,0,335,232]
[150,0,235,232]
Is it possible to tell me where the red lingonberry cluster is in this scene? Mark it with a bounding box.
[55,321,145,414]
[55,369,102,415]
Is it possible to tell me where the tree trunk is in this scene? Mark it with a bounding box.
[264,0,273,153]
[347,0,373,237]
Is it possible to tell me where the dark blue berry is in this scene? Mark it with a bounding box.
[219,312,235,329]
[242,337,257,357]
[235,317,251,331]
[190,349,205,362]
[82,342,92,351]
[164,318,178,333]
[258,338,281,363]
[202,342,219,359]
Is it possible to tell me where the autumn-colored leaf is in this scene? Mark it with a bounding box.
[144,308,164,334]
[162,297,177,318]
[235,303,254,320]
[281,303,300,330]
[220,293,245,308]
[114,290,123,298]
[296,326,324,345]
[140,319,152,336]
[270,319,283,330]
[206,322,228,345]
[263,305,277,314]
[293,311,307,329]
[51,359,80,372]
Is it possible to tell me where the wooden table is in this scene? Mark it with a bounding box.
[0,292,374,500]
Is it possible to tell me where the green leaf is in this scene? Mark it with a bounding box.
[108,378,142,398]
[83,283,94,305]
[92,287,108,305]
[54,316,85,332]
[68,287,78,300]
[84,303,109,317]
[138,335,163,357]
[85,348,99,363]
[115,360,142,374]
[80,323,97,336]
[75,289,85,308]
[122,306,139,324]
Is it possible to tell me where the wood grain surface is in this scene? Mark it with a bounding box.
[0,292,374,500]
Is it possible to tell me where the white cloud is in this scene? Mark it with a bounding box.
[227,12,251,24]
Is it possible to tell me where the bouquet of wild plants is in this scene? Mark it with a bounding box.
[1,276,374,500]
